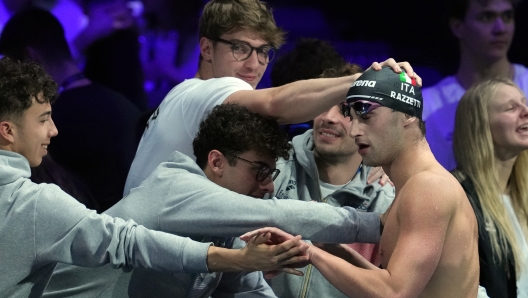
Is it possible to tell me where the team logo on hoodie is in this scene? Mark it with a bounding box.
[285,180,296,191]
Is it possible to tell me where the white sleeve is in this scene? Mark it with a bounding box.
[181,77,253,147]
[124,77,252,194]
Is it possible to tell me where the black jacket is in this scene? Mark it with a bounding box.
[452,169,517,298]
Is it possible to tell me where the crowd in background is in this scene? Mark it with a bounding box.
[1,0,528,297]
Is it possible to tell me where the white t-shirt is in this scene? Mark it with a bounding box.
[319,179,349,199]
[422,64,528,171]
[124,77,252,195]
[502,194,528,298]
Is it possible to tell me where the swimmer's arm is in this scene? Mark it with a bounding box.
[313,243,378,270]
[224,59,420,124]
[308,177,454,297]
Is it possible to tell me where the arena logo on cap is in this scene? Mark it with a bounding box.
[351,80,377,88]
[399,72,416,86]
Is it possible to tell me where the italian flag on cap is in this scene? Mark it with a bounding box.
[400,71,416,86]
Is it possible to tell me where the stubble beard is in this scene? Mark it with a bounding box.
[314,142,357,164]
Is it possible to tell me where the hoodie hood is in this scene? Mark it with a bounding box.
[290,130,320,182]
[0,150,31,185]
[272,130,394,213]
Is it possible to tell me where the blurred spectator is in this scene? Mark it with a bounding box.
[271,38,346,87]
[0,0,87,59]
[80,0,149,111]
[0,8,142,212]
[452,78,528,298]
[270,38,349,139]
[422,0,528,171]
[139,0,203,108]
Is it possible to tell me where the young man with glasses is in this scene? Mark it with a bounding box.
[44,104,381,297]
[276,66,480,297]
[123,0,420,197]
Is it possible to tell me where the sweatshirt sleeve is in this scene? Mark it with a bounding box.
[34,184,211,273]
[157,172,380,244]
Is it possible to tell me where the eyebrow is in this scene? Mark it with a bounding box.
[499,99,524,106]
[230,39,272,48]
[39,111,52,117]
[253,161,271,168]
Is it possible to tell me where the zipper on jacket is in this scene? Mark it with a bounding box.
[299,264,313,298]
[197,273,222,298]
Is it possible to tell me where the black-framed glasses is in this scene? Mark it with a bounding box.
[341,100,382,118]
[210,37,275,65]
[224,153,280,182]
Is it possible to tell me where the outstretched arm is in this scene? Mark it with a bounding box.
[225,59,422,124]
[312,243,378,270]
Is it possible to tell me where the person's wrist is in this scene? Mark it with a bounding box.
[307,245,320,265]
[206,246,243,272]
[234,248,249,271]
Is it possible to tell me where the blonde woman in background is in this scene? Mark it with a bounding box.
[452,77,528,298]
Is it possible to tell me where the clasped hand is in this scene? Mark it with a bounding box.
[240,227,310,278]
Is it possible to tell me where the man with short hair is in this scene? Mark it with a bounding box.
[258,66,480,297]
[0,57,307,298]
[423,0,528,170]
[269,64,395,298]
[124,0,420,196]
[44,104,383,297]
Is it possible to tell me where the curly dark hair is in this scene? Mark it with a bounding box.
[0,57,57,123]
[193,103,291,169]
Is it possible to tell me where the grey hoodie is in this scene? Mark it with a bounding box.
[268,130,395,298]
[44,150,382,297]
[271,130,394,211]
[0,150,211,298]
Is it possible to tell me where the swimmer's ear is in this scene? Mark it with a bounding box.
[403,114,417,127]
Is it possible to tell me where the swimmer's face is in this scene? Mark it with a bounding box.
[349,105,405,167]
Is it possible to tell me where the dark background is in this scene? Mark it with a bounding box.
[262,0,528,88]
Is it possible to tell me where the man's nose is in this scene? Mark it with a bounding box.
[243,50,260,68]
[349,118,361,138]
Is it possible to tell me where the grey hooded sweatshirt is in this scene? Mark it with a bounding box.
[44,150,381,297]
[268,130,395,298]
[0,150,211,298]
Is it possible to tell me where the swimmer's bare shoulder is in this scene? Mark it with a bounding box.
[380,168,479,298]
